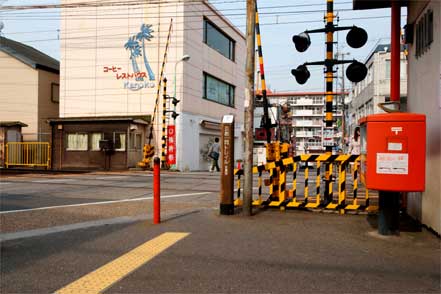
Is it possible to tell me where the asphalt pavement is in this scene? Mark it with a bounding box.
[1,209,439,293]
[0,171,439,293]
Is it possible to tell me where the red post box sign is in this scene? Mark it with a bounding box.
[359,113,426,192]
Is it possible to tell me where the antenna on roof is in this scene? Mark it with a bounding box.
[0,0,6,36]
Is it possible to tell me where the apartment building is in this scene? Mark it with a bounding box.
[255,92,345,154]
[348,44,407,134]
[59,0,245,170]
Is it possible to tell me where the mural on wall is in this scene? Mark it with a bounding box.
[103,23,156,91]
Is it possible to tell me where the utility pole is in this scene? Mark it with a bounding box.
[243,0,256,216]
[323,0,335,205]
[336,50,350,149]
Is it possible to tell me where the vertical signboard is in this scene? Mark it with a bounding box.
[167,125,176,165]
[220,115,235,215]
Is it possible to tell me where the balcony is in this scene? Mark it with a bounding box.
[296,131,314,138]
[293,110,323,116]
[294,120,322,127]
[290,98,323,106]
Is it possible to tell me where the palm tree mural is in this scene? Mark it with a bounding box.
[136,24,155,81]
[124,36,143,81]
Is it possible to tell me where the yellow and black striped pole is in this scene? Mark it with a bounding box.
[353,161,358,203]
[255,3,271,143]
[324,0,335,205]
[148,19,173,146]
[338,162,346,214]
[304,165,309,204]
[161,78,168,168]
[313,161,321,207]
[292,162,297,200]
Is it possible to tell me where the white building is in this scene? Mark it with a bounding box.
[353,0,440,234]
[405,0,440,235]
[348,44,407,134]
[254,92,345,154]
[60,0,245,171]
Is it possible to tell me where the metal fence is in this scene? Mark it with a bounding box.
[234,154,378,214]
[5,142,51,169]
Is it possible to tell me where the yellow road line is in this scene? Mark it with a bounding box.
[55,232,190,294]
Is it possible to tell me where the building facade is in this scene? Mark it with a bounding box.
[348,44,408,135]
[60,0,245,171]
[405,0,440,234]
[353,0,440,234]
[0,37,59,142]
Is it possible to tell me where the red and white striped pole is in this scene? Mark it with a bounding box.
[153,157,161,224]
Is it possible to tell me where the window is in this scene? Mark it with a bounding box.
[367,64,373,84]
[203,73,235,107]
[203,18,235,61]
[129,133,142,150]
[51,83,59,103]
[113,132,126,151]
[385,59,390,79]
[90,133,103,151]
[66,133,88,151]
[415,9,433,58]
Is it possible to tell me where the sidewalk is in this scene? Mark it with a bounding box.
[1,208,439,293]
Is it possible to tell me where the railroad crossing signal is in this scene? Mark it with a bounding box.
[291,65,310,85]
[164,95,180,120]
[291,26,369,84]
[346,26,368,48]
[292,32,311,52]
[346,60,368,83]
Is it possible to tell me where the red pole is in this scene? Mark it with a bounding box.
[390,1,401,102]
[153,157,160,224]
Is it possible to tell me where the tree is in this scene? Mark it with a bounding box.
[124,36,142,80]
[136,24,155,81]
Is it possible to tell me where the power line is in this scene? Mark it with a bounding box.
[1,15,403,44]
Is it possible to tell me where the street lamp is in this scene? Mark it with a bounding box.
[173,54,190,171]
[174,54,191,99]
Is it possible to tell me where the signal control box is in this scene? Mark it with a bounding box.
[359,113,426,192]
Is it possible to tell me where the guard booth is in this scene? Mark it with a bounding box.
[359,113,426,235]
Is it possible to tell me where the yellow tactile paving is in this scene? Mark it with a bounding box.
[55,232,190,294]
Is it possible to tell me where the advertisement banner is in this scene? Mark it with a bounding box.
[167,125,176,165]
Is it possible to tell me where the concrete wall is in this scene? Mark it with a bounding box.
[0,51,38,141]
[406,0,441,234]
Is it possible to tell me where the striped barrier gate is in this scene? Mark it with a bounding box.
[233,154,378,214]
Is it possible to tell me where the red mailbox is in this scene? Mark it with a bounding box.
[359,113,426,192]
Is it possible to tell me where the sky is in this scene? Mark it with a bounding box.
[0,0,406,92]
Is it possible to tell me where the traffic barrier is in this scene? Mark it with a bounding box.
[5,142,51,169]
[234,154,377,213]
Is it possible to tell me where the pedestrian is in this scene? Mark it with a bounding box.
[348,126,361,175]
[208,137,220,172]
[348,127,361,155]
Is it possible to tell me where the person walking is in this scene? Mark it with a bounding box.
[348,127,361,155]
[348,127,361,176]
[208,137,220,172]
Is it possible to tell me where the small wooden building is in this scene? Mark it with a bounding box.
[49,116,150,170]
[0,121,27,167]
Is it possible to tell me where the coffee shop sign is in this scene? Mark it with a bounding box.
[103,66,155,91]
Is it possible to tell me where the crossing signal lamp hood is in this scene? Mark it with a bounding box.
[291,65,310,84]
[346,61,368,83]
[292,32,311,52]
[346,26,368,48]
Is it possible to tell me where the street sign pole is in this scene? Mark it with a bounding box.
[220,115,235,215]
